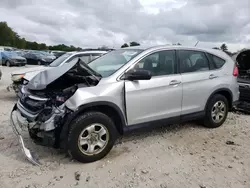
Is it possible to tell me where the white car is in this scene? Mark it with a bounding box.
[7,50,108,93]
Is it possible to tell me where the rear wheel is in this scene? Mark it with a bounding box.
[67,111,118,163]
[203,94,229,128]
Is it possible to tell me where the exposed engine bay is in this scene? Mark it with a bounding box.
[15,58,101,147]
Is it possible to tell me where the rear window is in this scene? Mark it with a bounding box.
[207,53,226,69]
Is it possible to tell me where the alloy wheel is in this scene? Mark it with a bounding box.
[78,123,109,156]
[211,100,226,123]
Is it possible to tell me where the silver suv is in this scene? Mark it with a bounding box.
[10,45,239,165]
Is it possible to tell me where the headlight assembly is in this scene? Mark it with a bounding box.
[11,74,25,81]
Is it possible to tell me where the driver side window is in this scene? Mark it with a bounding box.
[133,50,176,76]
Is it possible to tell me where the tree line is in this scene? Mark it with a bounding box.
[213,43,235,56]
[0,22,83,51]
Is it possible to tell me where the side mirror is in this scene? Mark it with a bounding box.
[124,69,152,81]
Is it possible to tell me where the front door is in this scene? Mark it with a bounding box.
[125,50,182,125]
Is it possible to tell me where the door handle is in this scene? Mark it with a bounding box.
[209,74,218,79]
[169,80,181,85]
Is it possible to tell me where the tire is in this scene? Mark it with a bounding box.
[67,111,118,163]
[203,94,229,128]
[6,61,11,67]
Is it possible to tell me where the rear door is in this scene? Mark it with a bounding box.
[177,50,219,115]
[125,50,182,125]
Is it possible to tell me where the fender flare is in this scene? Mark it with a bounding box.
[205,88,233,110]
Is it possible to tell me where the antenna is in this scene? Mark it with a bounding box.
[194,41,199,46]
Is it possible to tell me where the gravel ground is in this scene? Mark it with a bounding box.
[0,65,249,188]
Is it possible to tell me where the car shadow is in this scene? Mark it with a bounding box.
[117,121,202,144]
[5,121,204,166]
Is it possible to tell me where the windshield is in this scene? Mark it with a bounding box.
[15,51,24,56]
[49,53,72,67]
[3,51,19,57]
[88,49,142,77]
[34,53,46,58]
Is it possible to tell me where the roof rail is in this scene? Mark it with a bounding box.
[79,48,115,52]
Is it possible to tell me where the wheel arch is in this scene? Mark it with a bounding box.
[59,101,126,149]
[205,88,233,111]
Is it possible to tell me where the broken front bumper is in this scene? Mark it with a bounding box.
[10,105,41,166]
[7,82,21,93]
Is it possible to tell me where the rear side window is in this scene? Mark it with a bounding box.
[207,53,226,68]
[178,50,209,73]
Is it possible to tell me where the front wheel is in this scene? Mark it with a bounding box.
[67,111,118,163]
[203,94,229,128]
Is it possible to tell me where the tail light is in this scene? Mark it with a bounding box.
[233,64,238,77]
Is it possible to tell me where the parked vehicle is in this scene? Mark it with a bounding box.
[23,51,54,65]
[7,50,108,93]
[50,51,66,58]
[0,46,16,52]
[15,50,26,57]
[232,49,250,112]
[38,51,56,60]
[10,45,239,165]
[0,51,27,66]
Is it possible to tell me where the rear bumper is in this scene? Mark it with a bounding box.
[10,105,41,165]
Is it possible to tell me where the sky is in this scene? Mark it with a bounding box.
[0,0,249,52]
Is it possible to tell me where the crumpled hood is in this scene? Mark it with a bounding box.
[27,58,101,90]
[11,66,50,75]
[24,68,52,81]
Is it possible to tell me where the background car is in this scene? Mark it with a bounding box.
[23,51,54,65]
[15,50,26,57]
[232,48,250,112]
[37,51,56,60]
[0,51,27,66]
[50,51,66,58]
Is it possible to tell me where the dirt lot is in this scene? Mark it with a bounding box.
[0,65,249,188]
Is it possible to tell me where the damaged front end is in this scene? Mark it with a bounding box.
[10,58,101,165]
[7,76,25,93]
